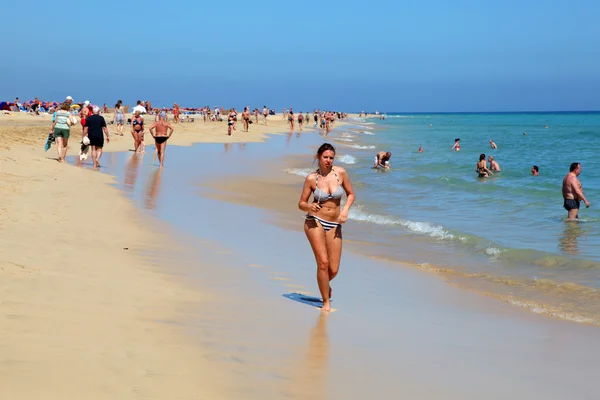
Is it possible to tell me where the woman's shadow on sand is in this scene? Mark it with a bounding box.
[283,293,330,309]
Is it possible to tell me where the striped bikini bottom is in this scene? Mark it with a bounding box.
[304,215,340,232]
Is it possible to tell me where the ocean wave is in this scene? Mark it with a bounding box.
[285,168,313,177]
[348,206,455,240]
[346,144,376,150]
[337,154,356,164]
[334,138,354,142]
[360,130,375,135]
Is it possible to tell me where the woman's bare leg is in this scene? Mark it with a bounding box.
[304,220,332,312]
[55,137,64,162]
[61,137,69,161]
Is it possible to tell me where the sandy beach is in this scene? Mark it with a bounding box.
[2,110,599,399]
[0,111,311,398]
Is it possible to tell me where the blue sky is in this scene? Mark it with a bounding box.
[2,0,599,112]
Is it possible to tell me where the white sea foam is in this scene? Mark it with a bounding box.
[360,130,375,135]
[485,247,503,256]
[337,154,356,164]
[335,138,354,142]
[348,206,455,240]
[346,144,376,150]
[285,168,313,177]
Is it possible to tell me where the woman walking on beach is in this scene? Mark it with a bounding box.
[131,110,145,153]
[114,100,125,136]
[227,109,235,136]
[298,143,355,312]
[50,103,75,162]
[288,110,295,132]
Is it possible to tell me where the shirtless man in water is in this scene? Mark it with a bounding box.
[149,112,174,168]
[373,151,392,169]
[562,162,590,220]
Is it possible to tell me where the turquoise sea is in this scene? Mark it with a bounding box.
[286,112,600,324]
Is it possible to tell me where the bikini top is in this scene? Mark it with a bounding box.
[133,118,143,126]
[313,169,344,203]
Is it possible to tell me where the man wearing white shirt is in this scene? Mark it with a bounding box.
[133,100,147,114]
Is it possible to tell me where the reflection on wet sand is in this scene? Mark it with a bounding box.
[286,313,329,399]
[145,168,163,211]
[224,143,232,152]
[124,153,142,192]
[559,222,586,255]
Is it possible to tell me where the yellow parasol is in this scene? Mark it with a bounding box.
[70,104,81,109]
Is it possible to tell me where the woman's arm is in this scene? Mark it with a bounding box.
[298,175,317,213]
[339,169,355,223]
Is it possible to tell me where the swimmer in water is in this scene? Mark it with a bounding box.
[373,151,392,169]
[488,155,500,171]
[532,165,539,176]
[562,162,590,220]
[452,138,460,151]
[476,153,494,178]
[298,143,355,312]
[418,146,423,153]
[490,139,497,149]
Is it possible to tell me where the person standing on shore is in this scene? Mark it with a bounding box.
[298,143,355,312]
[242,107,251,132]
[173,103,180,124]
[262,106,268,125]
[253,108,259,124]
[114,100,125,136]
[149,112,174,168]
[83,106,110,168]
[79,100,91,134]
[298,111,304,131]
[562,162,590,220]
[131,110,145,153]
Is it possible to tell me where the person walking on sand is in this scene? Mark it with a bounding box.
[173,103,180,124]
[298,111,304,131]
[288,110,295,132]
[242,107,251,132]
[83,106,110,168]
[227,108,235,136]
[298,143,355,312]
[50,103,76,162]
[149,112,174,168]
[262,105,269,125]
[113,100,125,136]
[79,100,91,134]
[131,110,145,153]
[562,162,590,220]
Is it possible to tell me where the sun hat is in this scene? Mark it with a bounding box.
[66,96,73,101]
[84,100,90,105]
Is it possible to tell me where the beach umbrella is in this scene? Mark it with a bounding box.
[71,104,81,109]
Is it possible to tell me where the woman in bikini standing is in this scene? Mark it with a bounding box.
[298,143,355,312]
[131,110,145,153]
[288,110,294,132]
